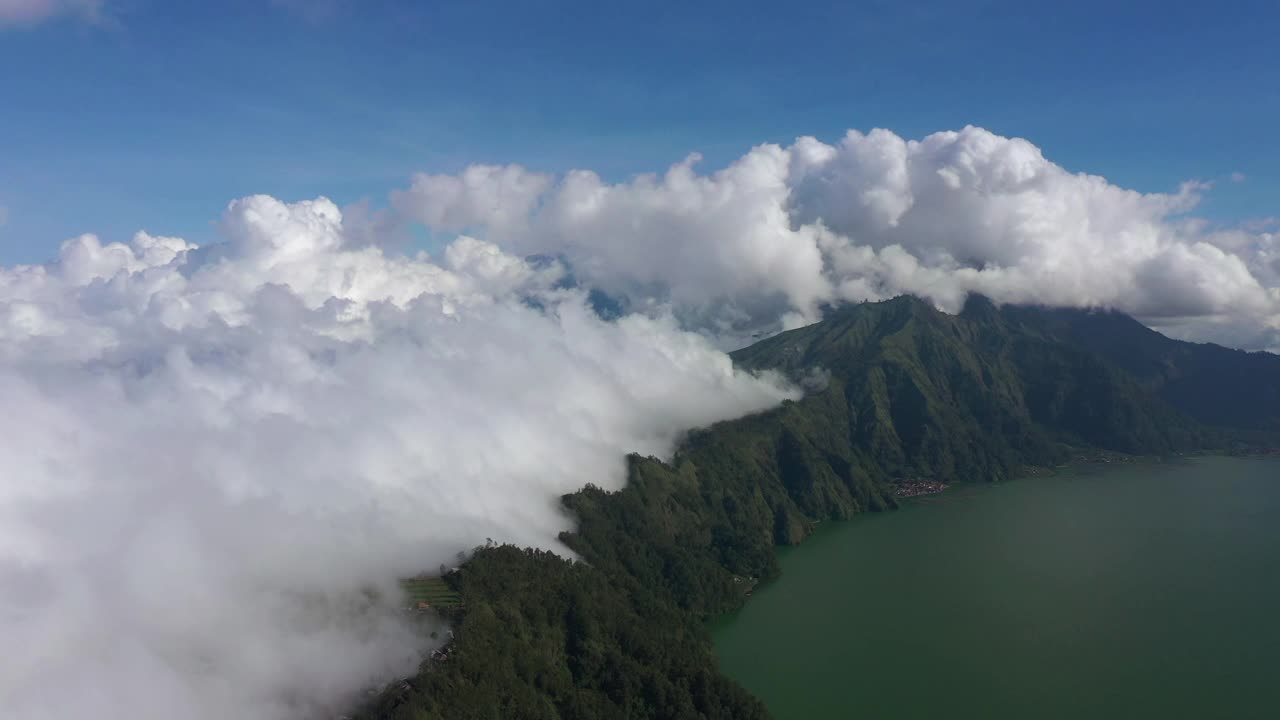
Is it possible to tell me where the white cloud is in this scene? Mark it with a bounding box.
[395,151,834,336]
[394,126,1280,351]
[0,0,103,28]
[393,164,554,235]
[0,195,794,719]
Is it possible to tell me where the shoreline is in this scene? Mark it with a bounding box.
[716,450,1280,619]
[893,479,951,498]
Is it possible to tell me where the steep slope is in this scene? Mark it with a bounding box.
[358,296,1267,720]
[1000,304,1280,433]
[735,295,1215,459]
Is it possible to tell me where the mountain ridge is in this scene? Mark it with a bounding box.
[997,302,1280,433]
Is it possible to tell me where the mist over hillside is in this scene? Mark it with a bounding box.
[0,197,793,719]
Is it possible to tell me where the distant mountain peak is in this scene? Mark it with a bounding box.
[735,294,1280,438]
[959,293,999,318]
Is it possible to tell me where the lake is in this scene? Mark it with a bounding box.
[710,456,1280,719]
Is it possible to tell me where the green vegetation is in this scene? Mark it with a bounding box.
[357,296,1280,720]
[400,577,463,609]
[999,303,1280,435]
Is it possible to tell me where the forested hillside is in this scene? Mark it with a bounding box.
[1000,303,1280,433]
[356,296,1276,720]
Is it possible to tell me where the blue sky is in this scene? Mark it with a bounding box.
[1,0,1277,264]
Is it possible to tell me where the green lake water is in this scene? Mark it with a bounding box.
[710,456,1280,719]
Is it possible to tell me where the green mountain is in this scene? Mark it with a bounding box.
[1000,303,1280,434]
[356,296,1277,720]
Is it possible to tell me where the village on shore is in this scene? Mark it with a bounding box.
[894,479,950,498]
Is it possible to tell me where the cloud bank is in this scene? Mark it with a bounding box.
[5,124,1279,720]
[0,196,793,719]
[395,126,1280,350]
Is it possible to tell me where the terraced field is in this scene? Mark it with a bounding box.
[399,577,462,609]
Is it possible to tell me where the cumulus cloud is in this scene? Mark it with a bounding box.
[0,0,103,27]
[394,126,1280,351]
[0,196,794,719]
